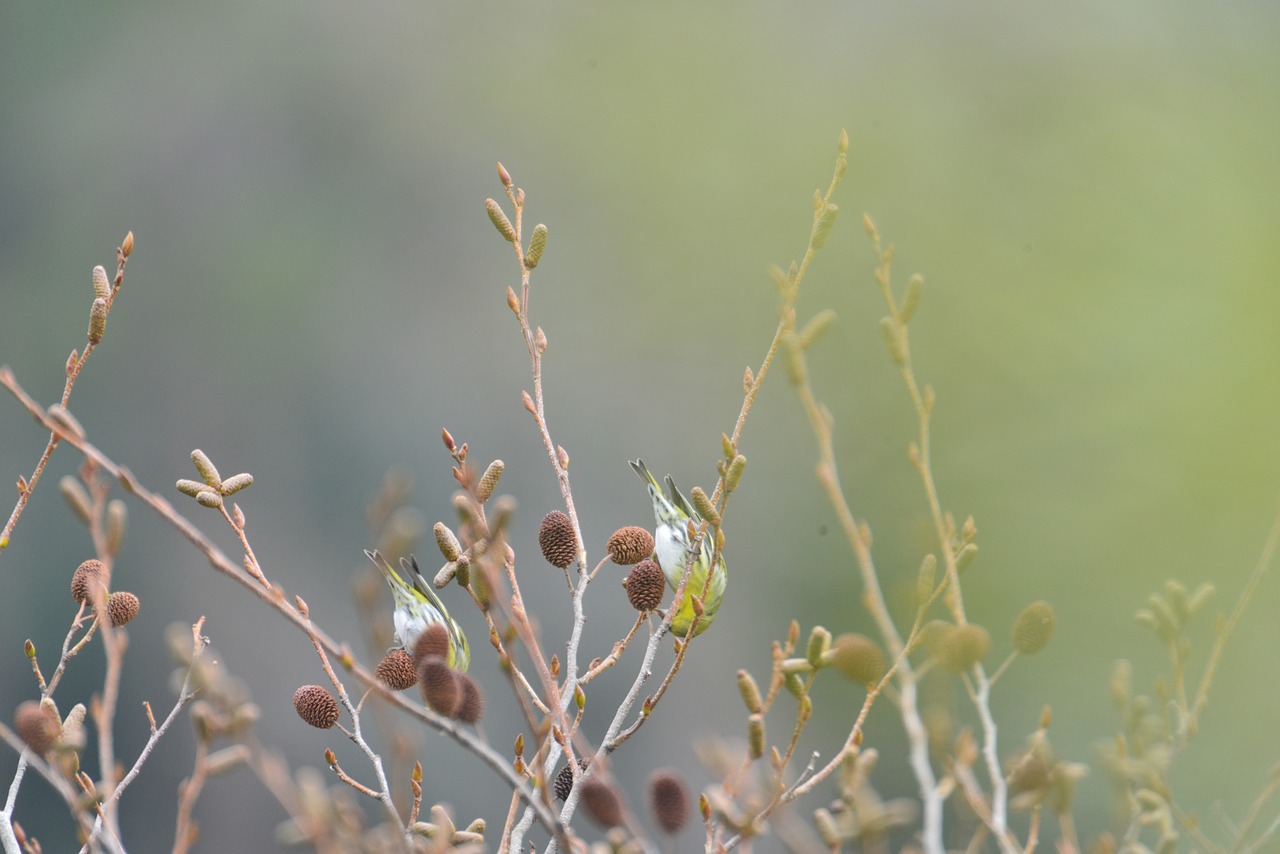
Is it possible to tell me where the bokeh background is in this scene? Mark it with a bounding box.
[2,1,1279,851]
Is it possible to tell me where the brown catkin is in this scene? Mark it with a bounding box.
[411,623,452,666]
[107,591,140,627]
[14,701,60,754]
[580,778,624,827]
[293,685,340,729]
[624,560,666,612]
[648,769,691,834]
[606,526,655,565]
[375,649,418,690]
[538,511,577,569]
[71,559,108,605]
[418,656,460,716]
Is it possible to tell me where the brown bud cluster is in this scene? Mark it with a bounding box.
[538,511,577,569]
[293,685,340,729]
[607,526,654,565]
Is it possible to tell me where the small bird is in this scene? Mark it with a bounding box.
[364,549,470,671]
[630,460,727,637]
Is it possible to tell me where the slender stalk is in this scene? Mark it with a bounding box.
[0,236,131,554]
[0,368,568,845]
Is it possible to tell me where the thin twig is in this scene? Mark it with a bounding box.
[84,620,206,853]
[0,369,569,845]
[1189,503,1280,731]
[0,236,131,554]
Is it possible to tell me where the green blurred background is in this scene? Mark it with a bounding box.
[2,1,1278,850]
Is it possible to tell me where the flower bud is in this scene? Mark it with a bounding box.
[91,266,110,299]
[690,487,720,525]
[434,522,462,561]
[747,713,766,759]
[485,198,516,242]
[88,298,107,344]
[736,669,763,714]
[476,460,504,502]
[526,223,547,269]
[190,450,222,489]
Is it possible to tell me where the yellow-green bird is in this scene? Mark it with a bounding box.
[630,460,727,637]
[364,549,470,671]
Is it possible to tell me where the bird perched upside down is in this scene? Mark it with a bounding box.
[364,549,470,671]
[630,460,727,637]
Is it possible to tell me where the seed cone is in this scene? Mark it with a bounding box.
[455,674,485,723]
[411,623,452,666]
[624,560,665,612]
[580,778,624,827]
[71,559,108,605]
[375,649,418,690]
[107,591,140,627]
[14,701,60,754]
[607,526,654,565]
[554,758,589,801]
[293,685,340,729]
[418,655,460,716]
[538,511,577,569]
[648,769,691,834]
